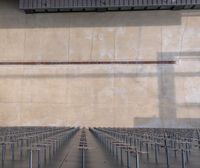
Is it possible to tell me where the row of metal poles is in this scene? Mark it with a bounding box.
[0,127,79,168]
[90,127,200,168]
[1,127,200,168]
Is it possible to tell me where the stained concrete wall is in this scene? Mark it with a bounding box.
[0,0,200,128]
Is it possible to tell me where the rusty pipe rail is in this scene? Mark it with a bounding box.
[0,61,175,65]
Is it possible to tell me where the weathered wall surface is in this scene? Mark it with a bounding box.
[0,0,200,127]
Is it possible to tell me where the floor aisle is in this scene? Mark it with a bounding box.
[86,129,122,168]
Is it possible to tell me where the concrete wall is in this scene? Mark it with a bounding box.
[0,0,200,127]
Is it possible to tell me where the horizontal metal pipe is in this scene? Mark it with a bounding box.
[0,61,175,65]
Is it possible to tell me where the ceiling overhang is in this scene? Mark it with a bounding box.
[19,0,200,13]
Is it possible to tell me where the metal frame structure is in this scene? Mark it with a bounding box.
[19,0,200,13]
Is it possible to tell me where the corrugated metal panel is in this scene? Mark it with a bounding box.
[19,0,200,13]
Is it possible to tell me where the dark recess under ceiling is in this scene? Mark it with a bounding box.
[19,0,200,14]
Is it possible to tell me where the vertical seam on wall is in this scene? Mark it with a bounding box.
[161,24,163,60]
[114,28,116,61]
[179,16,189,60]
[20,16,28,125]
[137,27,142,61]
[90,28,95,61]
[67,15,71,61]
[136,26,142,74]
[113,28,116,126]
[65,14,69,118]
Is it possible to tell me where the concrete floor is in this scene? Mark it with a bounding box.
[86,129,122,168]
[46,131,81,168]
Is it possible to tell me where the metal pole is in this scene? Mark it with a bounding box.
[181,149,186,168]
[120,148,123,166]
[82,149,85,168]
[126,150,130,168]
[136,151,140,168]
[11,143,15,161]
[29,150,33,168]
[38,150,40,168]
[2,144,6,165]
[155,144,158,164]
[164,139,170,168]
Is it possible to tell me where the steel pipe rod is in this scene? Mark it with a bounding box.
[0,61,176,65]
